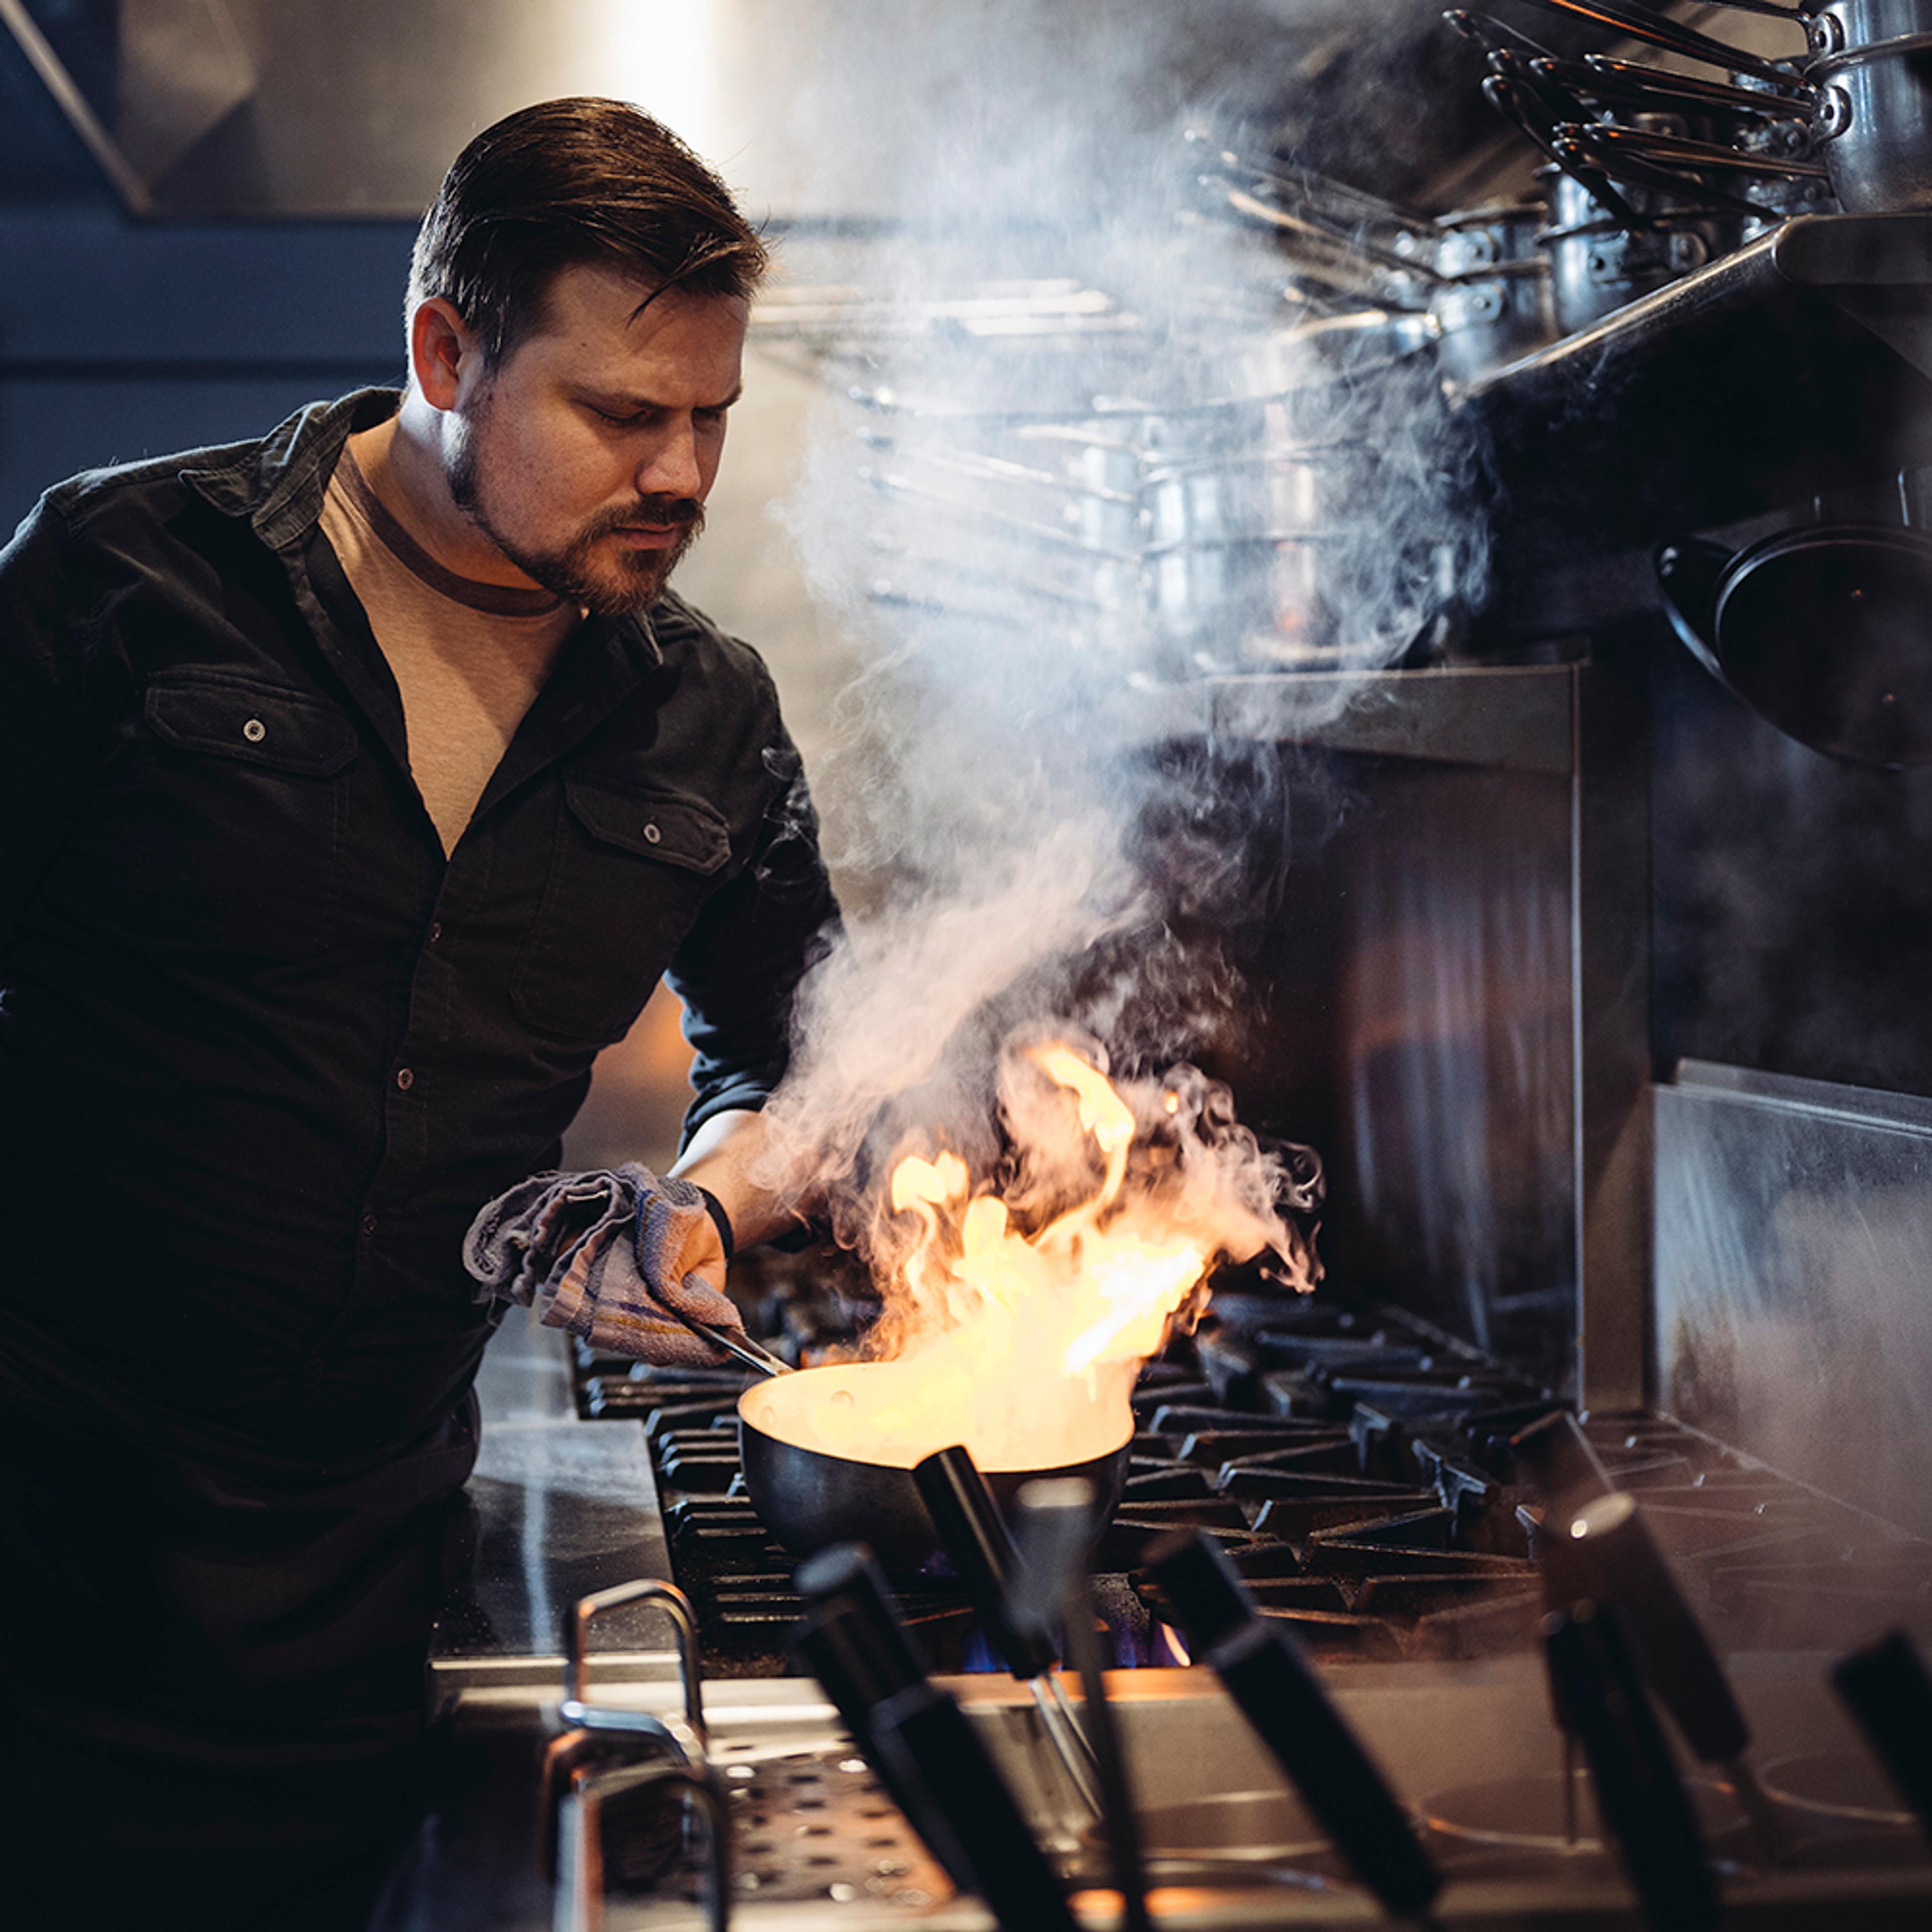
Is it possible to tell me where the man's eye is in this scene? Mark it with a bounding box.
[589,405,640,426]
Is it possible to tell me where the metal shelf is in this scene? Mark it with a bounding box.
[1467,212,1932,565]
[1112,663,1577,773]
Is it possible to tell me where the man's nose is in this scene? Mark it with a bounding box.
[636,418,704,501]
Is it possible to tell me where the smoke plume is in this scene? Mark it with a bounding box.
[748,1,1487,1302]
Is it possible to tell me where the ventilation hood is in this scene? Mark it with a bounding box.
[0,0,1514,223]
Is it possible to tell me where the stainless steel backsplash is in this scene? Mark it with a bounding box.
[1656,1060,1932,1537]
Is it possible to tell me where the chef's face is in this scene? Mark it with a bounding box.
[445,263,747,614]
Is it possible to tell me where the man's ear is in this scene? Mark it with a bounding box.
[410,299,480,412]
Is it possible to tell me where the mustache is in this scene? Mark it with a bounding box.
[587,497,705,539]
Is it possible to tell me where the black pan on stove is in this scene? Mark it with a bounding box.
[737,1361,1132,1572]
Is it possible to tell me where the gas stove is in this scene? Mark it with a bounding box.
[424,1257,1932,1931]
[453,1255,1932,1929]
[565,1254,1932,1684]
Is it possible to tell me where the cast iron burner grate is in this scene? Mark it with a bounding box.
[570,1258,1932,1677]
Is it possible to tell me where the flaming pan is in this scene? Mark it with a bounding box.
[732,1359,1132,1574]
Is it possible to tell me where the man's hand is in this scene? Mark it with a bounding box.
[634,1175,734,1325]
[464,1164,747,1366]
[667,1107,808,1253]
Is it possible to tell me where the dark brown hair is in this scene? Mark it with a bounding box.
[408,97,768,364]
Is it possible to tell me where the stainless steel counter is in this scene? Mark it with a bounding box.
[429,1305,682,1699]
[377,1313,684,1931]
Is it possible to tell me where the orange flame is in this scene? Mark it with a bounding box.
[784,1043,1222,1470]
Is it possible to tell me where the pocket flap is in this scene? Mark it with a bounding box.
[564,777,731,874]
[145,671,359,777]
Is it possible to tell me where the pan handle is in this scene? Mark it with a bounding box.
[1149,1530,1441,1919]
[674,1313,791,1378]
[1655,537,1734,687]
[1503,0,1800,85]
[1543,1604,1722,1932]
[1833,1631,1932,1846]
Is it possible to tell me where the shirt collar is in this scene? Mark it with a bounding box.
[180,387,399,547]
[178,387,664,671]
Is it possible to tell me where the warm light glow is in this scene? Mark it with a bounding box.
[770,1043,1217,1469]
[590,2,722,158]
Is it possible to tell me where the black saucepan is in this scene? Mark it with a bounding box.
[1657,523,1932,769]
[735,1360,1132,1573]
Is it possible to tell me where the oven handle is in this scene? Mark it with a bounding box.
[562,1578,707,1757]
[1150,1527,1442,1919]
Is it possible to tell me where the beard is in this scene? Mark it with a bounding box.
[447,397,706,617]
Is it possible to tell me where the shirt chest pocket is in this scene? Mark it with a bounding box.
[512,777,732,1044]
[77,671,359,960]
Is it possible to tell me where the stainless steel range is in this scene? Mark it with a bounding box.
[418,1256,1932,1928]
[579,1251,1931,1678]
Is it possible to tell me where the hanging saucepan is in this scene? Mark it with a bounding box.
[1428,201,1554,388]
[1139,444,1360,548]
[859,467,1143,612]
[1807,0,1932,214]
[1145,529,1342,667]
[857,431,1142,553]
[865,538,1124,635]
[1539,155,1737,339]
[682,1322,1131,1573]
[1214,310,1442,438]
[1656,523,1932,767]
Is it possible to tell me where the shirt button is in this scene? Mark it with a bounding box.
[360,1213,379,1238]
[242,718,266,743]
[395,1067,415,1092]
[642,822,662,845]
[429,921,443,944]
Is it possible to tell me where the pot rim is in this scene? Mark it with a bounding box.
[736,1367,1137,1476]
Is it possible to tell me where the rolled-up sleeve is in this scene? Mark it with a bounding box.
[666,718,839,1142]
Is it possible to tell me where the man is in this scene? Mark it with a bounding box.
[0,98,833,1926]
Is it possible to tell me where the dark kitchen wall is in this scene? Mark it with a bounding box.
[0,8,404,515]
[0,202,411,534]
[1649,623,1932,1101]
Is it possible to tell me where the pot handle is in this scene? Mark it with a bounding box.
[1655,537,1735,686]
[671,1311,791,1378]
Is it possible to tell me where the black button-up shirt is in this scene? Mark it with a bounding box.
[0,389,835,1468]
